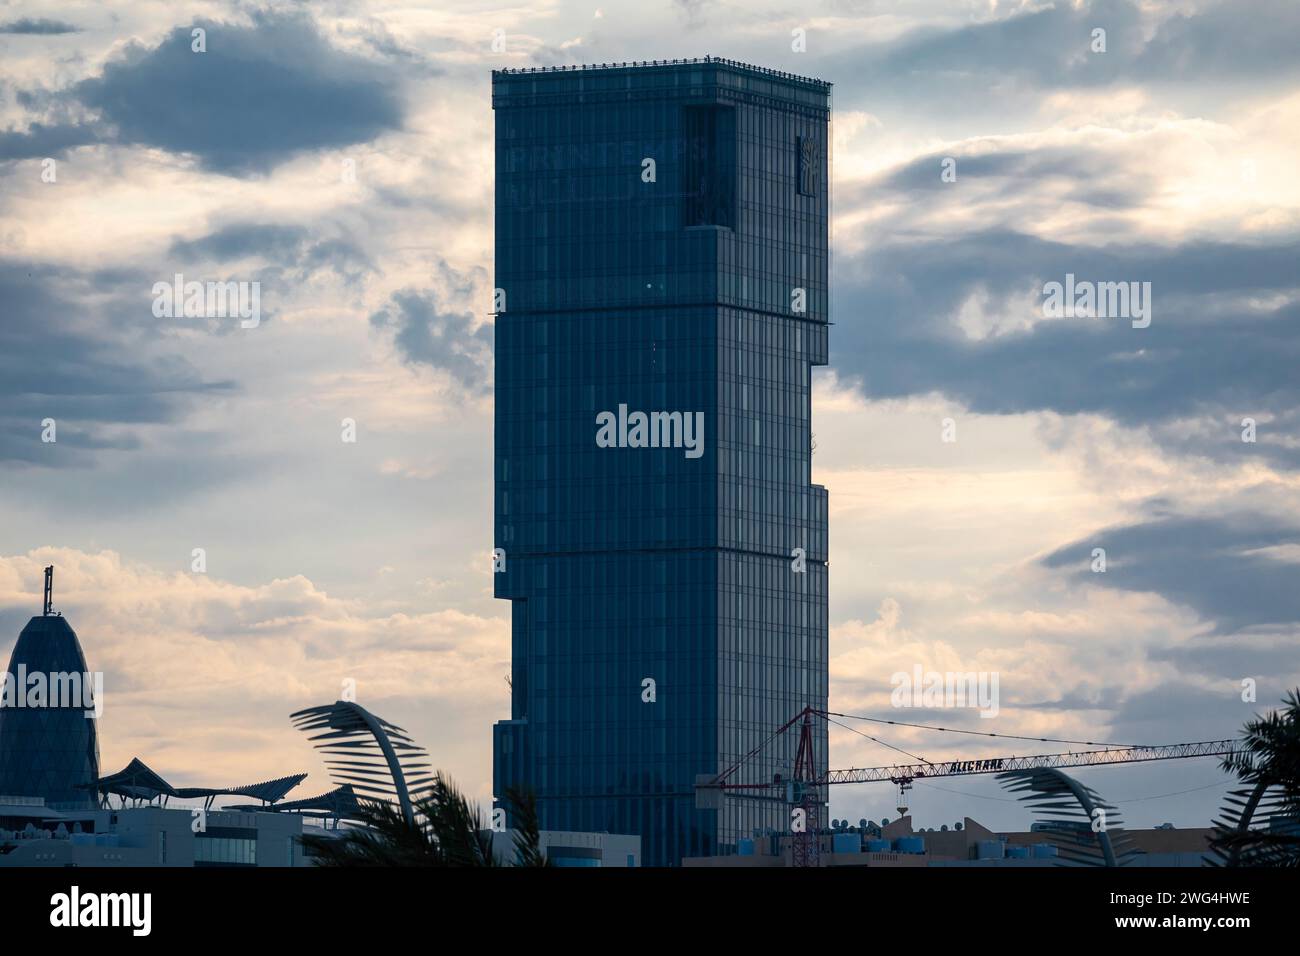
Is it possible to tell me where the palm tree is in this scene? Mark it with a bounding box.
[300,771,548,867]
[505,785,548,867]
[1207,689,1300,867]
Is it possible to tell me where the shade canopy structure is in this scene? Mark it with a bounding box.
[81,757,306,810]
[82,756,173,805]
[174,773,308,807]
[226,783,367,824]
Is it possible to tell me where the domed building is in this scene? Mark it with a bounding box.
[0,567,99,809]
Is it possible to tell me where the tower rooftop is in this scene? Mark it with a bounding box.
[492,55,831,91]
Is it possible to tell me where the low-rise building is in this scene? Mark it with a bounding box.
[682,814,1215,867]
[0,800,308,867]
[488,829,641,867]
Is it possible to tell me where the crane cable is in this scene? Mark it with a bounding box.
[819,709,1146,749]
[910,777,1233,805]
[824,715,934,767]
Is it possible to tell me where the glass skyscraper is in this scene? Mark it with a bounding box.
[491,58,829,866]
[0,614,100,809]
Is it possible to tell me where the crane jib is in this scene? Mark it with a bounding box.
[708,740,1238,791]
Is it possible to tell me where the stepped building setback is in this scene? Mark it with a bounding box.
[491,58,832,866]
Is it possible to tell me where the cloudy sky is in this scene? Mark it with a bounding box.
[1,0,1297,834]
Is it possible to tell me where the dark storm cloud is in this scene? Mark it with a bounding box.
[1149,637,1300,688]
[1104,681,1255,746]
[833,230,1300,466]
[1020,687,1125,714]
[129,221,376,336]
[369,264,492,391]
[0,262,232,466]
[1135,0,1300,82]
[0,18,81,35]
[78,13,403,174]
[170,223,315,261]
[1042,510,1300,635]
[869,147,1159,210]
[168,222,373,285]
[0,121,99,160]
[0,12,404,173]
[821,0,1300,111]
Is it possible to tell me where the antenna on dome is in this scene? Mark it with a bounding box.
[43,565,54,616]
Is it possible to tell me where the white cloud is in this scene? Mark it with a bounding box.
[0,547,508,799]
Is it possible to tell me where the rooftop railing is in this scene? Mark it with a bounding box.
[493,55,830,88]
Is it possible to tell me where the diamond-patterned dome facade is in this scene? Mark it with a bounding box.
[0,615,100,809]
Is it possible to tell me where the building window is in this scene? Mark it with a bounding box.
[683,105,736,229]
[797,136,820,197]
[194,829,259,867]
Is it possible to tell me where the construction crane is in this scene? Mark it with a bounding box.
[821,737,1237,785]
[699,706,1238,862]
[708,707,1237,792]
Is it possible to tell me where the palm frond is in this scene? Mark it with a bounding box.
[504,786,549,867]
[299,796,437,866]
[418,773,498,867]
[1208,689,1300,867]
[998,767,1137,867]
[301,772,498,867]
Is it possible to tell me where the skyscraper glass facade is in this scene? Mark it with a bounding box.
[492,59,829,866]
[0,615,100,809]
